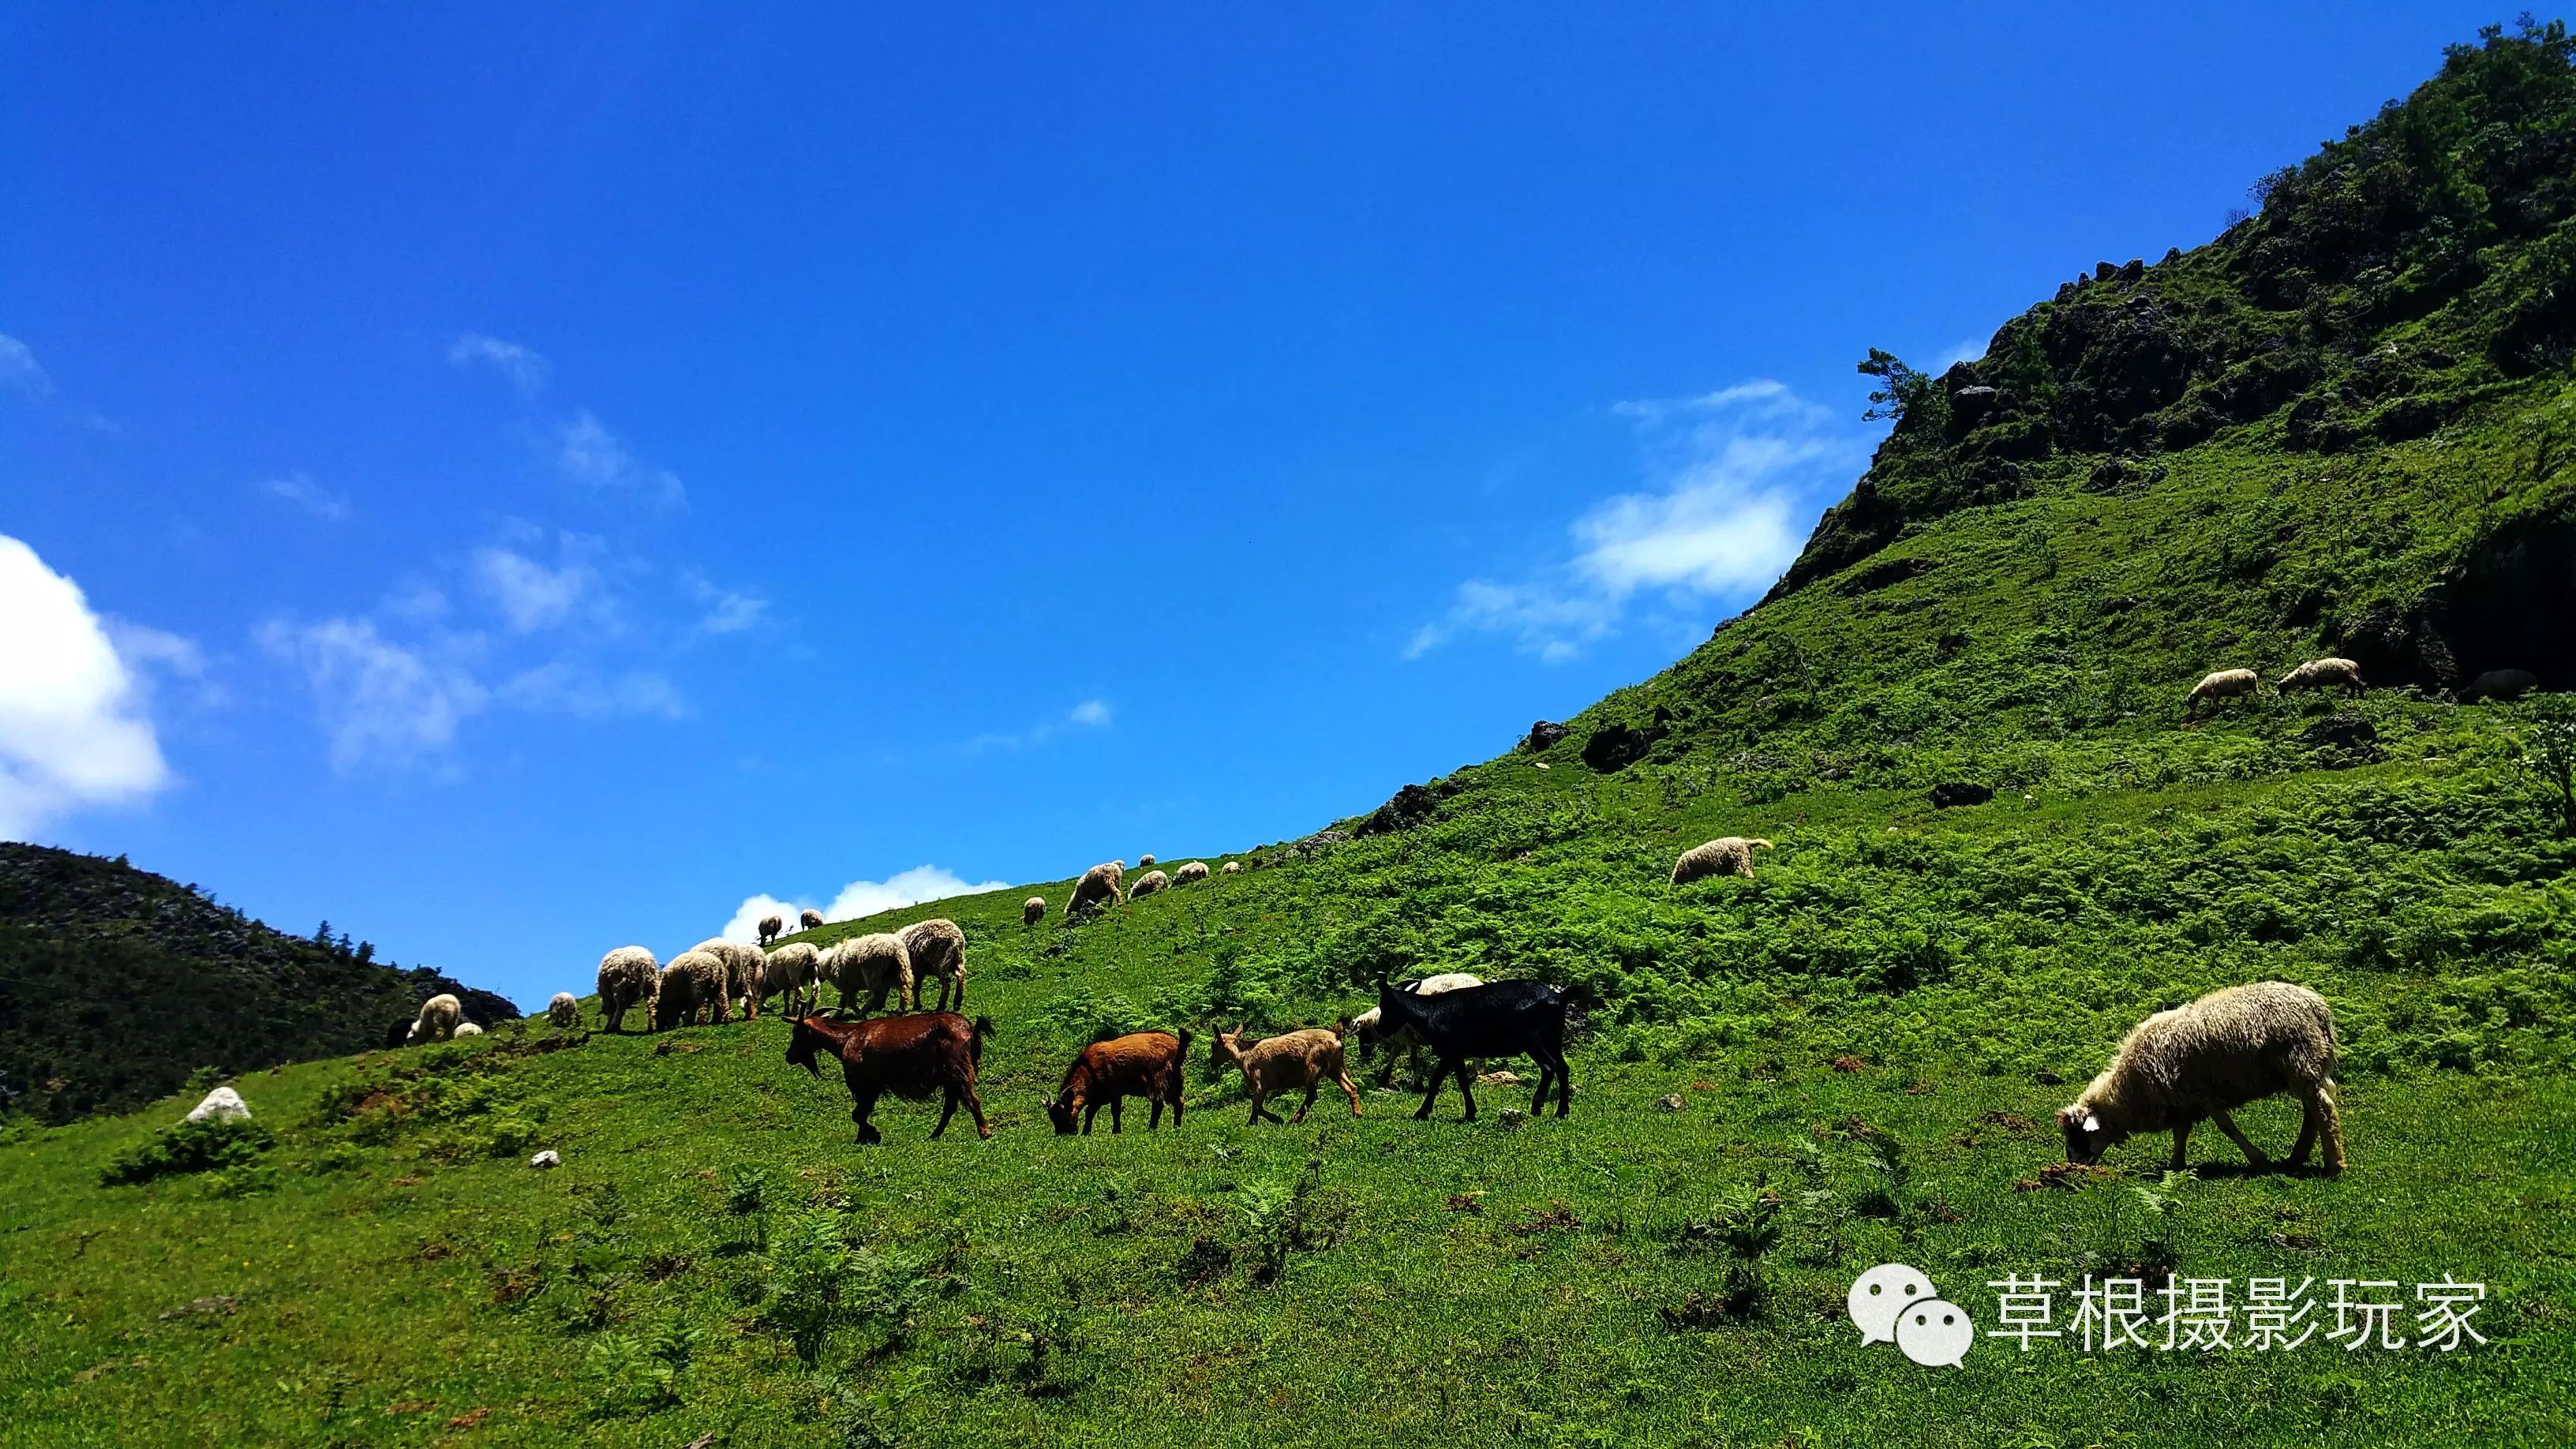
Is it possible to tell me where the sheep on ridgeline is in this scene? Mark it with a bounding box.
[2461,668,2537,703]
[788,1012,994,1144]
[756,942,824,1019]
[1129,869,1172,900]
[2276,657,2365,696]
[1024,896,1047,927]
[1350,972,1485,1084]
[654,950,732,1030]
[1670,837,1773,886]
[1174,861,1210,885]
[548,993,581,1030]
[803,908,825,930]
[900,919,970,1013]
[826,933,915,1016]
[405,993,462,1044]
[693,940,766,1016]
[2185,668,2260,715]
[1043,1029,1191,1134]
[453,1021,485,1038]
[2057,981,2345,1174]
[1138,853,1156,868]
[596,946,659,1033]
[758,914,784,948]
[1067,861,1125,917]
[1220,860,1241,875]
[1209,1025,1362,1125]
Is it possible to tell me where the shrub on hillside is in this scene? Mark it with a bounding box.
[98,1114,275,1186]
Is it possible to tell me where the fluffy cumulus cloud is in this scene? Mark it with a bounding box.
[1409,380,1863,661]
[472,542,604,634]
[0,536,177,838]
[717,866,1009,943]
[255,616,488,773]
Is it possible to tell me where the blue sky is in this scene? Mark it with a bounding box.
[0,4,2522,1007]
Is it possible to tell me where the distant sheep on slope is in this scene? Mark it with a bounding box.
[758,914,784,948]
[655,950,731,1030]
[548,993,580,1030]
[1068,861,1126,916]
[1174,861,1210,884]
[453,1021,485,1038]
[1024,896,1046,926]
[406,993,462,1044]
[2276,657,2364,696]
[1671,837,1773,885]
[1138,853,1156,868]
[757,942,823,1019]
[596,946,659,1033]
[2058,980,2345,1174]
[827,933,915,1016]
[900,918,970,1013]
[1129,869,1172,900]
[1220,860,1241,874]
[2186,668,2260,713]
[801,908,825,931]
[2462,668,2537,702]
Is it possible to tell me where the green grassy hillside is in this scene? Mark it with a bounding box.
[9,21,2576,1449]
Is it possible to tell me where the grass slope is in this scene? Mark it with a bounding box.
[10,22,2576,1449]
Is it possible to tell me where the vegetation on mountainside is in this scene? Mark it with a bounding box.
[6,20,2576,1449]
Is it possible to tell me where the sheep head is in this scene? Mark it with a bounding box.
[2057,1103,2119,1164]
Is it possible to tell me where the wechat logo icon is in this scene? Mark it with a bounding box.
[1849,1263,1972,1368]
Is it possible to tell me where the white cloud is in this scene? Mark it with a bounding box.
[254,471,351,522]
[447,332,552,396]
[0,335,51,396]
[1937,336,1990,369]
[256,616,488,773]
[496,662,686,719]
[556,410,685,508]
[717,866,1009,945]
[1068,698,1110,728]
[964,698,1114,753]
[471,543,602,634]
[683,571,769,635]
[1409,379,1860,662]
[0,536,176,838]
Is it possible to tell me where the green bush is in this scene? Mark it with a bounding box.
[98,1114,275,1187]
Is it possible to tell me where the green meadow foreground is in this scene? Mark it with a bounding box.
[12,24,2576,1448]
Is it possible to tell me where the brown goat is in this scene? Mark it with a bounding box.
[1043,1029,1191,1134]
[1210,1025,1361,1125]
[786,1013,993,1145]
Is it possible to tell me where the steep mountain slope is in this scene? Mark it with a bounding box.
[0,843,516,1121]
[6,24,2576,1449]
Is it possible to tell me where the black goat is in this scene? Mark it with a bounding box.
[1373,975,1571,1121]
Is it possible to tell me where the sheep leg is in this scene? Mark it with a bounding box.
[2303,1084,2346,1174]
[1292,1080,1320,1124]
[1455,1062,1478,1122]
[2169,1120,2193,1171]
[2211,1109,2271,1168]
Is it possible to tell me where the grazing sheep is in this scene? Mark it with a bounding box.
[756,942,824,1019]
[1068,861,1126,916]
[1138,853,1156,868]
[826,933,915,1016]
[548,992,580,1030]
[1174,861,1210,884]
[2185,668,2260,714]
[900,918,971,1013]
[2058,981,2345,1174]
[692,939,766,1014]
[596,946,659,1033]
[1044,1029,1191,1134]
[2277,657,2364,696]
[758,914,784,948]
[2462,668,2538,703]
[1351,972,1486,1084]
[800,908,825,931]
[1024,896,1047,926]
[654,950,732,1030]
[1209,1026,1361,1125]
[453,1021,485,1038]
[406,993,462,1044]
[1129,869,1172,900]
[1670,837,1774,886]
[1220,860,1241,875]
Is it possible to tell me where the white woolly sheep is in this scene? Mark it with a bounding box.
[453,1021,485,1038]
[2462,668,2538,702]
[693,939,766,1013]
[596,945,659,1033]
[900,918,970,1013]
[758,913,784,947]
[756,942,823,1019]
[1350,972,1485,1083]
[406,992,462,1044]
[2185,668,2260,713]
[1174,861,1210,884]
[548,992,580,1030]
[2276,657,2364,696]
[800,908,825,930]
[1067,861,1125,916]
[1220,860,1241,875]
[826,932,915,1016]
[1671,837,1773,885]
[1129,868,1172,900]
[2058,980,2345,1174]
[1138,853,1157,868]
[1024,896,1047,926]
[654,950,732,1030]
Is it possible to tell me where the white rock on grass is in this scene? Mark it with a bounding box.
[185,1087,249,1123]
[530,1150,561,1170]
